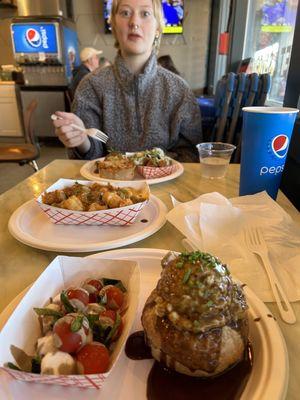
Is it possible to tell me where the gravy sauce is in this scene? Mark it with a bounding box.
[125,331,253,400]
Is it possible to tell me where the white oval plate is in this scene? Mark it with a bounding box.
[0,249,288,400]
[8,197,167,253]
[80,157,184,185]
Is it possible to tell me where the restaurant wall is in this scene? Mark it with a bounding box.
[73,0,211,92]
[0,7,18,66]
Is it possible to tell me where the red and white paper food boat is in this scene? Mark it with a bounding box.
[36,178,150,226]
[0,256,140,389]
[137,163,178,179]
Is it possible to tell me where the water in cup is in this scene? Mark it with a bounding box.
[197,142,236,179]
[200,156,230,178]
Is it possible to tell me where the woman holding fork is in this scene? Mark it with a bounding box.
[53,0,202,162]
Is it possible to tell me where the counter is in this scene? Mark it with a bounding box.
[0,81,23,137]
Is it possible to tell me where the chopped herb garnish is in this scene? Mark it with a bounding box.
[176,261,184,269]
[206,300,214,308]
[188,279,196,287]
[178,251,228,275]
[182,268,192,284]
[196,281,205,289]
[70,315,84,332]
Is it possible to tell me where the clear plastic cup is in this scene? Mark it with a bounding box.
[196,142,236,179]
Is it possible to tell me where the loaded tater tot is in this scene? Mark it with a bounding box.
[59,195,84,211]
[41,182,149,211]
[42,189,66,205]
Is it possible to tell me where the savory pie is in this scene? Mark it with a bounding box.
[142,251,249,377]
[95,153,136,180]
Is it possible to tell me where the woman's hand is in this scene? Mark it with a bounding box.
[52,111,91,153]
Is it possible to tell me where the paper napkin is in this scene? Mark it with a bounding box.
[167,191,300,302]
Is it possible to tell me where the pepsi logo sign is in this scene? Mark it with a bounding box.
[25,29,42,48]
[271,134,289,159]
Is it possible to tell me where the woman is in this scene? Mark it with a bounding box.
[53,0,202,162]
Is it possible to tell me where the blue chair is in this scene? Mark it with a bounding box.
[197,73,236,142]
[196,96,215,142]
[226,73,247,144]
[198,72,271,162]
[255,73,272,106]
[232,73,271,162]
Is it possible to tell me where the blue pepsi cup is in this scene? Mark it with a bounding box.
[239,107,298,199]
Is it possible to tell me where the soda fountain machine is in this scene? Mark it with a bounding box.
[10,16,80,137]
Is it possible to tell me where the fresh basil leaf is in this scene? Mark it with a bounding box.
[115,281,127,293]
[60,291,75,313]
[10,345,33,372]
[86,314,99,328]
[102,278,127,292]
[70,315,84,332]
[100,292,108,305]
[105,312,121,345]
[33,307,63,318]
[31,355,41,374]
[6,362,21,371]
[92,321,109,343]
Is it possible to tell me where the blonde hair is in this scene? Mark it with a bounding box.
[110,0,164,52]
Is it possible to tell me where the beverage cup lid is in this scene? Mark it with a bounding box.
[242,107,299,114]
[196,142,236,153]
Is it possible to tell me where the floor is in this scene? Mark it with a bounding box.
[0,140,68,194]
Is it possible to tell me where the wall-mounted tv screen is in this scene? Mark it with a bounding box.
[104,1,184,34]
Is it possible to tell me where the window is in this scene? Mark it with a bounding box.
[243,0,298,104]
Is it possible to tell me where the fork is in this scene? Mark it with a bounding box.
[51,114,109,144]
[244,226,296,324]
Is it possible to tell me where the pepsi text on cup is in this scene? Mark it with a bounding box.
[260,134,289,176]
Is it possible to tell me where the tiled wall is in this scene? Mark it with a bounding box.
[73,0,211,91]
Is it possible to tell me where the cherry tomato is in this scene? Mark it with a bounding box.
[76,342,110,374]
[53,314,89,353]
[66,288,89,311]
[100,285,124,310]
[82,279,103,303]
[85,279,103,292]
[87,292,98,303]
[99,309,123,341]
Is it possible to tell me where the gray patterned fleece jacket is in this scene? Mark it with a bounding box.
[70,51,202,162]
